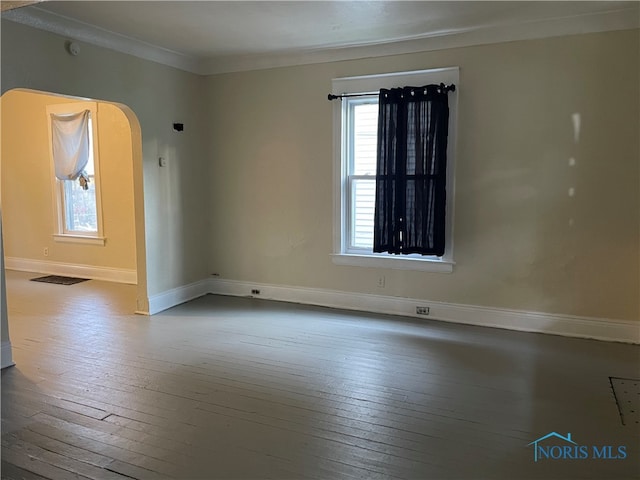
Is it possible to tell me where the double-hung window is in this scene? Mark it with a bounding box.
[332,68,458,272]
[47,102,105,245]
[346,98,378,251]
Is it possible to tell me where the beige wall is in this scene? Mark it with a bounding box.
[1,20,210,301]
[1,90,136,271]
[205,29,639,322]
[1,18,637,324]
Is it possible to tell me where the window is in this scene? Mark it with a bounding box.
[332,68,458,272]
[347,99,378,251]
[47,102,105,245]
[61,126,98,233]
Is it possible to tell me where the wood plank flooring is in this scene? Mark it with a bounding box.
[2,270,639,479]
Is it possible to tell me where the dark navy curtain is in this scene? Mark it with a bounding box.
[373,84,450,256]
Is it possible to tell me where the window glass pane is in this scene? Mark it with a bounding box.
[352,103,378,176]
[351,178,375,248]
[63,116,97,233]
[63,174,97,232]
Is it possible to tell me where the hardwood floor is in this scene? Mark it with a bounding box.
[1,270,639,479]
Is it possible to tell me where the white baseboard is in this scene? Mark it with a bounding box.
[208,278,640,344]
[147,279,211,315]
[1,340,14,369]
[120,275,640,344]
[5,257,137,285]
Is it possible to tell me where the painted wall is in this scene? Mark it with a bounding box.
[1,90,136,274]
[1,18,637,325]
[204,29,639,322]
[0,214,13,368]
[1,19,210,303]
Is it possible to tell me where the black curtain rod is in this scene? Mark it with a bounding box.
[328,83,456,101]
[327,92,376,101]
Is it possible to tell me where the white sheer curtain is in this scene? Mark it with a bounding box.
[51,110,91,180]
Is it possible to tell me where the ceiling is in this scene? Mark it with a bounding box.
[3,1,639,74]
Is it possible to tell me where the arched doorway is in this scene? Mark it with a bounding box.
[0,89,148,338]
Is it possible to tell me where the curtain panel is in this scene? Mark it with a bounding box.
[51,110,91,181]
[373,84,450,256]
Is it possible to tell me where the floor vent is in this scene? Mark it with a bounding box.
[610,377,640,425]
[30,275,90,285]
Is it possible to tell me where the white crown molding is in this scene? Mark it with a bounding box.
[3,5,639,76]
[5,257,137,284]
[200,7,640,75]
[2,6,201,74]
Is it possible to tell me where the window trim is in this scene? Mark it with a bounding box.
[46,102,105,245]
[332,67,459,272]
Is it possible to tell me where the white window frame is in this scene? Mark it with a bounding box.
[47,102,105,246]
[331,68,459,273]
[345,97,378,252]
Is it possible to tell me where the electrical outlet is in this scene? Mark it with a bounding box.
[251,289,261,295]
[377,276,385,288]
[43,247,49,257]
[416,306,430,315]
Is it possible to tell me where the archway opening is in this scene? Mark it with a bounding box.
[0,88,148,322]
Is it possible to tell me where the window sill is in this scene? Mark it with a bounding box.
[331,253,454,273]
[53,234,106,246]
